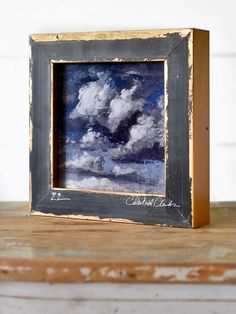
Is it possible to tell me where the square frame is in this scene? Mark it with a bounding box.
[30,29,209,228]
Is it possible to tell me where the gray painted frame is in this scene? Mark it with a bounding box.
[29,30,198,227]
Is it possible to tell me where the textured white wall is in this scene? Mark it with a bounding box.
[0,0,235,201]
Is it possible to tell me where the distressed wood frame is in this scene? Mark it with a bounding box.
[29,29,209,228]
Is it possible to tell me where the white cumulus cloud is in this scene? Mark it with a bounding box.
[112,96,164,159]
[69,72,115,123]
[80,128,106,150]
[107,85,143,133]
[66,176,127,191]
[112,165,136,176]
[127,114,162,149]
[65,152,104,173]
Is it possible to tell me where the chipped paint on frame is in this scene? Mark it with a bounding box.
[164,59,169,194]
[30,29,192,43]
[188,30,194,227]
[51,58,165,63]
[31,210,144,225]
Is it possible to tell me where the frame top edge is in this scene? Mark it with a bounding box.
[30,28,195,42]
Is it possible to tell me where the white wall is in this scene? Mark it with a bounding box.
[0,0,235,201]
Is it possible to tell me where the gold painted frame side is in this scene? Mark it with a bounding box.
[190,29,210,228]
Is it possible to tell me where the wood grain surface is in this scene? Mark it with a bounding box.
[0,202,235,283]
[1,282,236,314]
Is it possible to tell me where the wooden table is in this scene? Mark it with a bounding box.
[0,202,236,313]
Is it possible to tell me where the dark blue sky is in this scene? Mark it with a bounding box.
[57,62,164,145]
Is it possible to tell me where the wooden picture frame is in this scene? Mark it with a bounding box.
[29,28,209,228]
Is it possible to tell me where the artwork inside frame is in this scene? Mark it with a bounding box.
[30,29,209,228]
[53,61,166,195]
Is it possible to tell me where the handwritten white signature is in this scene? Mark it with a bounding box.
[50,192,71,201]
[125,196,180,208]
